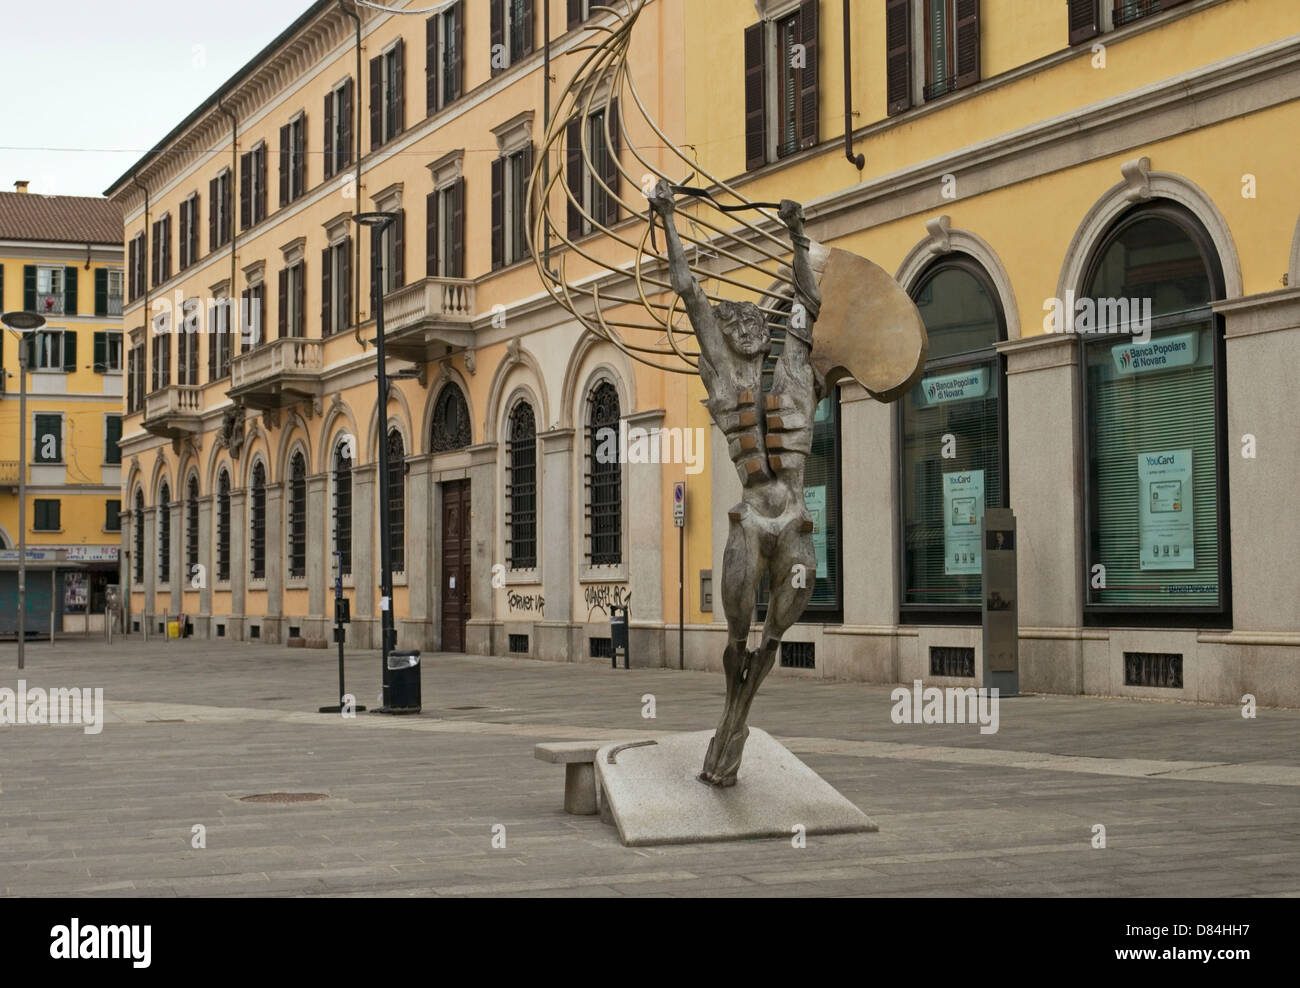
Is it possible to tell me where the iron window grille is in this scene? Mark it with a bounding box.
[158,483,171,583]
[250,463,267,580]
[387,430,406,573]
[216,471,232,582]
[507,401,537,569]
[288,453,307,579]
[586,381,621,565]
[430,383,472,452]
[133,491,145,583]
[186,476,199,573]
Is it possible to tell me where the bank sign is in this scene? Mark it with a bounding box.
[920,368,988,406]
[1112,332,1198,375]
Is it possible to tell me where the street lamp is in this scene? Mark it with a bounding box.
[2,310,47,671]
[352,212,399,711]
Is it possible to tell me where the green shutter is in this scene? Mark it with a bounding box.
[93,331,107,373]
[22,331,35,368]
[105,415,123,464]
[106,499,122,532]
[1087,322,1220,608]
[64,266,78,315]
[23,265,36,311]
[63,330,77,372]
[94,268,108,316]
[34,413,61,462]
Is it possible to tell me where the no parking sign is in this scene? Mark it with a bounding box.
[673,481,685,527]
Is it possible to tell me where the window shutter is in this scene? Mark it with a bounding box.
[24,265,36,310]
[279,124,291,207]
[452,177,465,278]
[257,147,267,222]
[63,330,77,373]
[260,290,267,348]
[1066,0,1099,45]
[521,0,535,55]
[94,268,108,316]
[127,241,136,300]
[451,2,464,100]
[392,209,406,289]
[178,205,189,268]
[23,331,35,369]
[296,118,307,196]
[426,190,440,277]
[566,117,583,235]
[207,310,217,379]
[322,248,333,333]
[491,0,505,76]
[209,178,218,249]
[325,90,336,179]
[393,39,406,135]
[426,14,439,115]
[93,331,106,372]
[341,79,354,169]
[954,0,981,89]
[342,236,352,327]
[64,266,78,315]
[744,22,767,170]
[491,157,505,270]
[278,268,288,340]
[240,152,252,229]
[886,0,912,115]
[605,99,622,226]
[1162,0,1193,8]
[520,141,535,259]
[370,55,383,148]
[295,263,306,336]
[568,0,583,29]
[106,416,122,465]
[797,0,819,150]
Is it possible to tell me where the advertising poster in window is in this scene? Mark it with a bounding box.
[943,470,984,576]
[803,485,827,579]
[1137,449,1194,570]
[63,572,87,614]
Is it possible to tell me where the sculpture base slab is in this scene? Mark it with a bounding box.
[595,728,877,847]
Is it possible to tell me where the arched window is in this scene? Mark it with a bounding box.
[386,429,406,573]
[157,482,171,584]
[185,475,200,577]
[250,462,267,580]
[133,489,145,584]
[507,400,537,570]
[288,452,307,579]
[334,437,353,576]
[1080,203,1226,617]
[900,256,1008,615]
[586,381,621,565]
[216,470,231,582]
[430,383,472,452]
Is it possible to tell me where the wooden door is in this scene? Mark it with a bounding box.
[440,478,471,652]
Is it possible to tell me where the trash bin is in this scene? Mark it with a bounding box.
[609,606,629,669]
[387,650,421,713]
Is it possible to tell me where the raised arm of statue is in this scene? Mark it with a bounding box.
[647,180,724,357]
[779,199,821,328]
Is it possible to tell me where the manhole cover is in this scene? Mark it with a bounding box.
[449,705,487,710]
[239,792,329,804]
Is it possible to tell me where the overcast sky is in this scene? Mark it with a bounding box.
[1,1,313,199]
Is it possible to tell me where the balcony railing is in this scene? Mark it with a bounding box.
[0,461,19,485]
[228,336,324,409]
[36,292,65,316]
[142,384,204,438]
[381,277,476,361]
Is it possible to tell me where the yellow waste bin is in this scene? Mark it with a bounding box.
[167,621,181,639]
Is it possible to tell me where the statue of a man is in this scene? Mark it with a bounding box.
[647,179,822,787]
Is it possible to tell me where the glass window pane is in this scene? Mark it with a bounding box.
[913,265,1000,361]
[1085,216,1212,324]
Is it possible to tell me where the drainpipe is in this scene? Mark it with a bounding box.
[842,0,864,170]
[217,97,238,323]
[543,0,553,274]
[339,0,367,350]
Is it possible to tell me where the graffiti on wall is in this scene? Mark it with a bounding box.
[584,584,631,621]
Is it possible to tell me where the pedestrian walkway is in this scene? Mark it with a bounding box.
[1,640,1296,896]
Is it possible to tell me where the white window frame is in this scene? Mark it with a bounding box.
[36,265,66,315]
[104,330,124,372]
[32,329,65,371]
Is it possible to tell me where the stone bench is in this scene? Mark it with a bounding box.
[534,741,603,816]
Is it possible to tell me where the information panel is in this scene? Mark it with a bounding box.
[1137,449,1194,571]
[943,469,985,576]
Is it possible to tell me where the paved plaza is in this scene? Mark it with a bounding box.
[1,637,1298,897]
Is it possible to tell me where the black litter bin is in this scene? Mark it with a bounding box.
[387,650,421,712]
[609,606,629,669]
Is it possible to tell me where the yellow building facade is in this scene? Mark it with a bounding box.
[0,185,125,634]
[671,0,1300,704]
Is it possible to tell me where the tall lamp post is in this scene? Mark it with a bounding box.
[352,212,399,711]
[2,310,47,671]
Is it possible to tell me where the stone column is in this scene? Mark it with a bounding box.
[230,489,247,640]
[352,463,376,648]
[264,480,284,643]
[625,408,665,668]
[997,333,1084,695]
[465,442,499,656]
[537,429,575,662]
[403,453,434,648]
[198,494,213,638]
[834,383,900,683]
[306,473,328,639]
